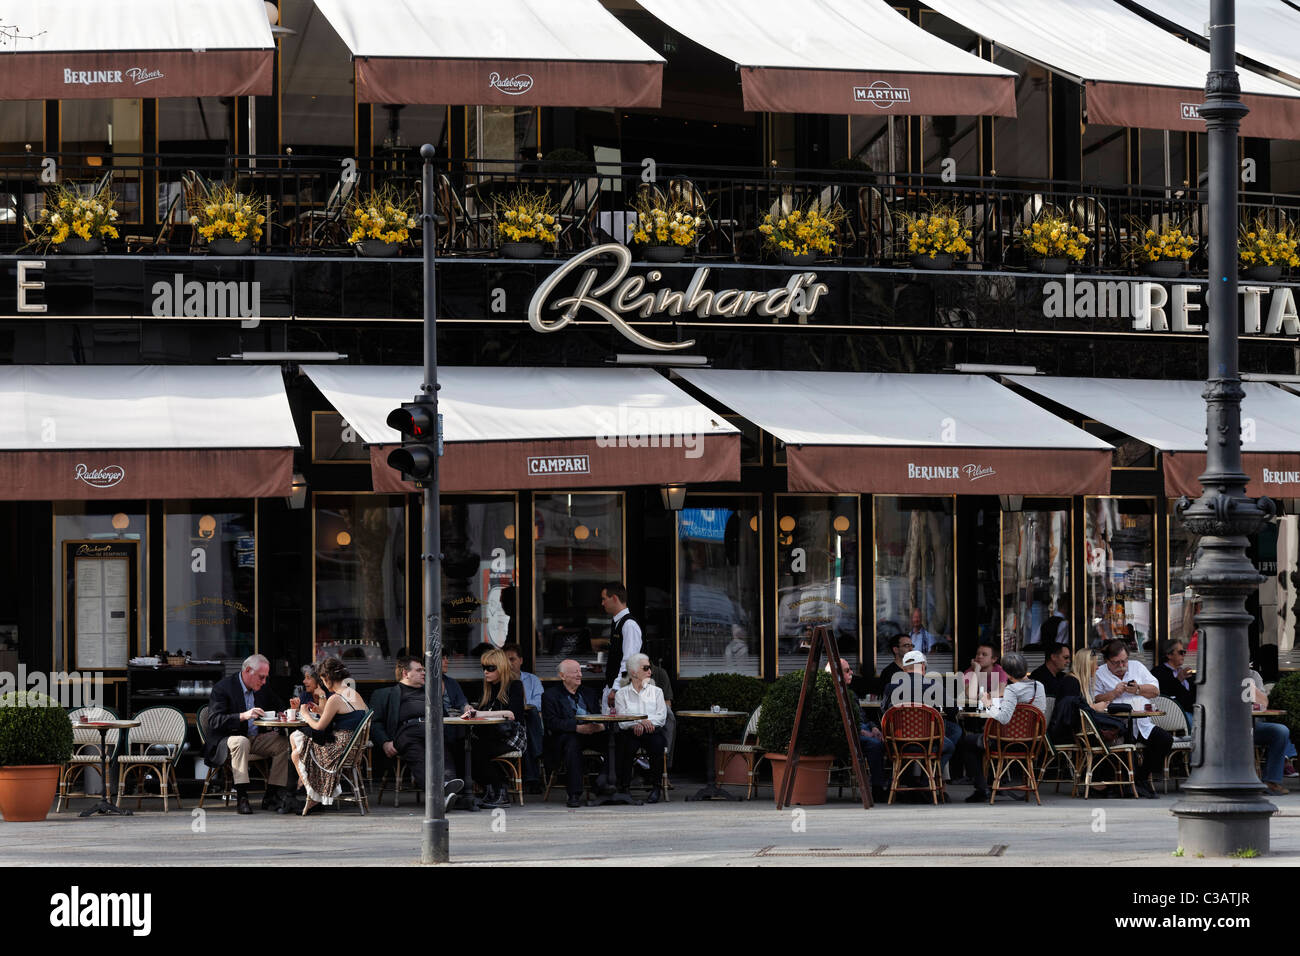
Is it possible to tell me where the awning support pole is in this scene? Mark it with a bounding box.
[1171,0,1276,856]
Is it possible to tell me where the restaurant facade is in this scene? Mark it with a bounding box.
[2,0,1300,720]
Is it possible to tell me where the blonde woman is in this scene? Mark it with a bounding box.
[464,647,526,809]
[1070,649,1113,712]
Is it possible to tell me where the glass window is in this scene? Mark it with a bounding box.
[53,505,148,671]
[164,503,255,662]
[313,493,406,680]
[280,0,355,153]
[873,496,954,671]
[918,11,982,178]
[1082,123,1126,187]
[470,105,538,161]
[1268,515,1300,669]
[1084,497,1155,655]
[850,115,905,175]
[438,496,518,680]
[1001,502,1072,655]
[1271,140,1300,196]
[158,98,233,154]
[0,100,42,157]
[1167,501,1200,669]
[777,495,859,673]
[61,99,143,222]
[992,50,1049,180]
[677,498,761,677]
[533,493,624,677]
[1139,130,1188,191]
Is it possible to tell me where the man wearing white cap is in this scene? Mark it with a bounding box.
[881,649,962,772]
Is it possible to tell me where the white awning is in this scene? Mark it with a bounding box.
[0,0,275,99]
[303,365,739,491]
[676,370,1111,494]
[312,0,664,107]
[636,0,1017,116]
[1006,375,1300,498]
[923,0,1300,138]
[1130,0,1300,90]
[0,366,299,500]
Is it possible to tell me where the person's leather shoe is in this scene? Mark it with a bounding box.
[566,795,582,808]
[236,795,253,815]
[277,796,305,814]
[261,790,280,811]
[443,777,464,797]
[1135,781,1158,799]
[647,787,661,804]
[1266,781,1288,796]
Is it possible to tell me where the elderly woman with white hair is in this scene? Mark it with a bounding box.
[613,652,668,803]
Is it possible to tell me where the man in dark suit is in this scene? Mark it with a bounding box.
[203,653,291,814]
[542,658,606,808]
[370,654,465,808]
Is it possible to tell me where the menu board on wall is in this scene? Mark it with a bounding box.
[65,541,137,671]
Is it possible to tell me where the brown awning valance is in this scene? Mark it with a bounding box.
[1086,82,1300,140]
[1164,452,1300,500]
[0,449,292,501]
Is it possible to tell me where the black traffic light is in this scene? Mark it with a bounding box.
[386,400,438,485]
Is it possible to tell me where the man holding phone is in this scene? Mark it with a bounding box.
[1092,639,1171,799]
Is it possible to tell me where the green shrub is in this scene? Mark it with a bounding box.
[0,692,74,765]
[541,147,593,176]
[675,673,767,750]
[1268,673,1300,742]
[757,670,861,761]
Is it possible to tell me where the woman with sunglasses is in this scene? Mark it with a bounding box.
[462,647,526,809]
[613,652,668,803]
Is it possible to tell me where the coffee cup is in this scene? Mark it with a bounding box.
[286,709,298,721]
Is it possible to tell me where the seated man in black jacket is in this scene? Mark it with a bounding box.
[541,658,606,808]
[203,653,292,814]
[370,655,466,809]
[1029,642,1074,698]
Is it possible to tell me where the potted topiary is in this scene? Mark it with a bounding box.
[0,691,74,821]
[674,673,767,784]
[757,669,860,805]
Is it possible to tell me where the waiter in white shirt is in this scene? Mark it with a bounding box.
[601,581,642,709]
[1091,638,1172,799]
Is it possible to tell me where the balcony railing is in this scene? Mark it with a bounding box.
[1,151,1296,273]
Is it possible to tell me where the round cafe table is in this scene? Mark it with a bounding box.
[576,713,646,805]
[676,710,747,801]
[1252,709,1286,719]
[71,719,139,817]
[445,716,506,809]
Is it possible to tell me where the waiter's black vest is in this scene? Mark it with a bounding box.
[605,612,635,688]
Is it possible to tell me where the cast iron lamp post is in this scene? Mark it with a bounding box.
[1170,0,1276,855]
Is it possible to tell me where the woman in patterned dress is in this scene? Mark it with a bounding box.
[293,656,367,814]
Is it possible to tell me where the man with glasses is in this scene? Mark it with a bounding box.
[542,659,606,808]
[1092,639,1170,799]
[370,655,466,810]
[204,654,292,815]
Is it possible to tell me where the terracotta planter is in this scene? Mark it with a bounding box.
[766,753,833,806]
[911,252,954,270]
[58,237,102,254]
[500,241,544,259]
[0,765,61,821]
[643,245,687,263]
[1028,257,1070,274]
[208,237,253,256]
[355,239,399,258]
[779,250,818,267]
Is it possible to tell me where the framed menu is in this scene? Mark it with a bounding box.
[64,540,138,671]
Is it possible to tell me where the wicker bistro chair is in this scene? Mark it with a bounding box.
[882,704,947,805]
[717,706,766,800]
[377,755,424,808]
[984,704,1046,805]
[1075,708,1140,799]
[493,749,526,806]
[1152,695,1193,792]
[1037,698,1081,794]
[196,704,269,809]
[321,710,373,816]
[57,707,121,812]
[116,706,187,812]
[543,748,606,802]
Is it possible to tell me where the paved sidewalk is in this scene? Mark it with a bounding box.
[5,787,1299,866]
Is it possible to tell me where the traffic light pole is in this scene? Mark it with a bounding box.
[419,143,448,865]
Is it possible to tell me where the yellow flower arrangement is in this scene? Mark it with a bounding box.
[1019,213,1090,262]
[895,202,972,259]
[758,202,845,258]
[346,185,418,245]
[1239,218,1300,269]
[495,189,560,245]
[1134,225,1195,264]
[189,182,266,245]
[37,183,119,247]
[632,195,702,247]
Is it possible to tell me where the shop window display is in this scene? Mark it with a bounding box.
[1084,498,1155,653]
[677,498,761,677]
[874,496,953,671]
[777,495,859,673]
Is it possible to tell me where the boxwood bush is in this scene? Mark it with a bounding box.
[1268,673,1300,743]
[0,692,75,766]
[757,670,861,761]
[674,673,767,751]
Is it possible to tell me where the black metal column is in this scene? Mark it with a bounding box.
[419,143,448,865]
[1171,0,1276,855]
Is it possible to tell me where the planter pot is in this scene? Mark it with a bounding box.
[355,239,399,258]
[715,746,753,786]
[766,753,833,806]
[643,244,687,263]
[500,241,545,259]
[1144,259,1186,278]
[58,237,102,254]
[0,765,61,821]
[1028,257,1070,274]
[911,252,954,270]
[778,250,819,267]
[207,237,253,256]
[1245,264,1283,281]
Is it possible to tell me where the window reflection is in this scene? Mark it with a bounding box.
[1001,503,1071,654]
[678,499,761,677]
[1084,498,1154,653]
[439,496,517,680]
[164,504,255,662]
[777,495,859,672]
[874,497,953,670]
